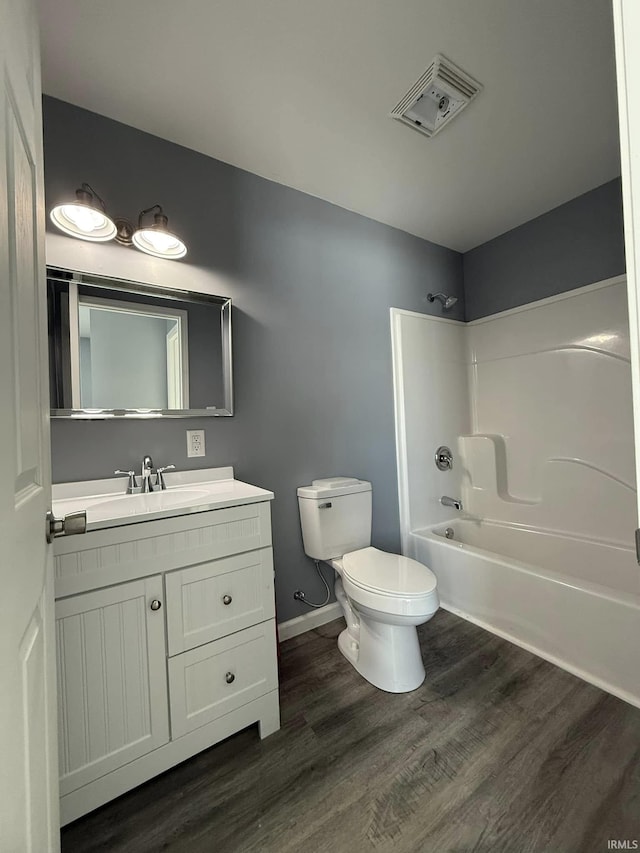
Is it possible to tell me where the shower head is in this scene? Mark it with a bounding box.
[427,292,458,310]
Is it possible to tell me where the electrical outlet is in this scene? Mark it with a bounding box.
[186,429,205,458]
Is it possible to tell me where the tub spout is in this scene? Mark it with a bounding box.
[441,495,463,511]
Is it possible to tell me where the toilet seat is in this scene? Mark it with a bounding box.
[342,547,437,598]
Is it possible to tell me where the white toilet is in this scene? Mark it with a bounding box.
[297,477,439,693]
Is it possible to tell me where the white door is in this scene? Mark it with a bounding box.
[613,1,640,555]
[0,0,59,850]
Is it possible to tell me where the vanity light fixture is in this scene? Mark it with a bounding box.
[132,204,187,260]
[50,184,188,260]
[50,183,117,242]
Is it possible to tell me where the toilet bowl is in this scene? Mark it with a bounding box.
[330,547,438,692]
[297,477,439,694]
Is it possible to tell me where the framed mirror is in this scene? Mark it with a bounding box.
[47,268,233,418]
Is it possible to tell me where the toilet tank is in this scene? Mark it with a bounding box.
[297,477,372,560]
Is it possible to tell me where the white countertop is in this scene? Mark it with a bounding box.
[52,467,274,531]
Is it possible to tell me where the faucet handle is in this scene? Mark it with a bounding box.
[115,470,139,494]
[156,464,176,491]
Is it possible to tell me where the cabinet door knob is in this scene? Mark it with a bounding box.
[222,594,232,605]
[225,671,235,684]
[150,599,162,611]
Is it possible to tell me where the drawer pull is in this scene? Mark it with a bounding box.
[150,599,162,611]
[222,594,232,606]
[225,671,235,684]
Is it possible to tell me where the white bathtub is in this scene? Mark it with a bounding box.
[409,519,640,708]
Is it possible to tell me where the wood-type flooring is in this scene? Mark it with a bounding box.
[61,611,640,853]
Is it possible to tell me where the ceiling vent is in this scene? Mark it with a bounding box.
[390,55,482,138]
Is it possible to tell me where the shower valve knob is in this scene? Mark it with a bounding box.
[435,446,453,471]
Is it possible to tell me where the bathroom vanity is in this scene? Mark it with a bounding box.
[52,467,279,825]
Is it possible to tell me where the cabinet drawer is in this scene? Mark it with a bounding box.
[56,576,169,795]
[165,547,274,655]
[54,501,272,598]
[168,621,278,738]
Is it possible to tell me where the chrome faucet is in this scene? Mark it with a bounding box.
[141,455,155,493]
[115,458,176,494]
[441,495,463,511]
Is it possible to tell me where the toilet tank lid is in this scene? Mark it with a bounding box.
[297,477,372,499]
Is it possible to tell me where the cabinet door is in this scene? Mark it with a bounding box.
[168,621,278,738]
[56,576,169,796]
[165,547,275,655]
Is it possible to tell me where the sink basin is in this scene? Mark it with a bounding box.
[91,489,211,517]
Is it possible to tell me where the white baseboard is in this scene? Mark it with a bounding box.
[277,602,343,642]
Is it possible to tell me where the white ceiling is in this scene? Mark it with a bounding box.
[37,0,621,252]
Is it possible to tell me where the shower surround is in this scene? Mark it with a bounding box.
[392,276,640,706]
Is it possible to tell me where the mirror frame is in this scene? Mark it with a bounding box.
[47,267,233,418]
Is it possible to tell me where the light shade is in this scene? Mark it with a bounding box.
[132,206,187,260]
[50,184,117,242]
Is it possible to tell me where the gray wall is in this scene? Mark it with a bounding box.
[43,96,464,623]
[463,179,625,321]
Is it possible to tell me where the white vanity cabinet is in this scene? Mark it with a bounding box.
[53,489,279,826]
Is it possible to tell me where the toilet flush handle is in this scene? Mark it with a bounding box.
[320,502,332,509]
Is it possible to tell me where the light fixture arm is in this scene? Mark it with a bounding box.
[78,182,107,212]
[137,204,165,228]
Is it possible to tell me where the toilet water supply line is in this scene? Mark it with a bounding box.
[293,560,331,608]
